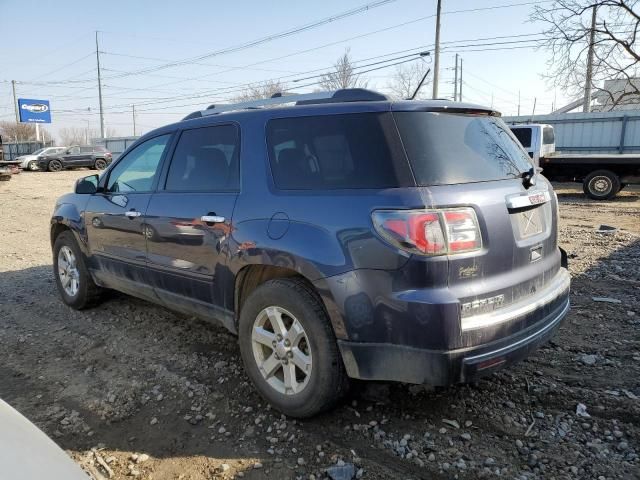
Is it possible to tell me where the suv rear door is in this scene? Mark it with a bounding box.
[394,111,561,345]
[85,133,173,299]
[144,124,240,327]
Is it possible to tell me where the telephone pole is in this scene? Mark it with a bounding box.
[453,54,459,101]
[518,90,521,116]
[11,80,19,123]
[96,31,105,138]
[583,5,597,112]
[459,57,462,101]
[132,104,137,136]
[432,0,442,99]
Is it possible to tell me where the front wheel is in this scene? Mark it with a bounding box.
[583,169,621,200]
[238,278,348,418]
[28,160,39,171]
[53,231,103,309]
[94,158,107,170]
[48,159,63,172]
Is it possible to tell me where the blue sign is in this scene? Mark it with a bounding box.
[18,98,51,123]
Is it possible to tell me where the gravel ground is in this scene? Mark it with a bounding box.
[1,170,639,480]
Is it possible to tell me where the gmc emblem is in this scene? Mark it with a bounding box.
[528,194,546,205]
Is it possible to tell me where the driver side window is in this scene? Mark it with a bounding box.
[68,146,80,154]
[106,134,171,193]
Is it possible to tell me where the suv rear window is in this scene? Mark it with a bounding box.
[543,126,555,145]
[394,112,532,185]
[266,113,411,190]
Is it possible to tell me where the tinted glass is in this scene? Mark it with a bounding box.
[107,134,170,193]
[165,125,240,191]
[510,127,532,148]
[80,147,93,153]
[68,147,80,154]
[395,112,532,186]
[266,113,410,190]
[33,148,45,155]
[543,126,555,145]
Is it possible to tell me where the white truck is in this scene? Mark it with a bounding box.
[509,124,640,200]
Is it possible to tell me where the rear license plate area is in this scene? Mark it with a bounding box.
[516,208,543,238]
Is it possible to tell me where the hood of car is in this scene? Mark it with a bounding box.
[0,399,88,479]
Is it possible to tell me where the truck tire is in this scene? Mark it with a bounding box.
[238,278,349,418]
[583,170,621,200]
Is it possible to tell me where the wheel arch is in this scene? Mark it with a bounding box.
[233,264,347,340]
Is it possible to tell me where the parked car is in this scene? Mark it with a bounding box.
[38,145,112,172]
[50,89,570,418]
[15,146,67,171]
[0,399,88,479]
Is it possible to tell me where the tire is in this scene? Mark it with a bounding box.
[94,158,107,170]
[27,160,39,171]
[48,159,63,172]
[583,169,621,200]
[238,278,348,418]
[620,183,627,191]
[53,231,103,309]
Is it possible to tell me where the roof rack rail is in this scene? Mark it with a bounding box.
[182,88,389,120]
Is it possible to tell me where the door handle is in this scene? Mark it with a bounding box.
[125,210,142,218]
[201,215,225,224]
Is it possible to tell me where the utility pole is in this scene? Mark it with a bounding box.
[11,80,19,123]
[453,54,459,101]
[518,90,521,116]
[532,97,537,117]
[132,104,137,136]
[459,57,462,101]
[583,5,597,113]
[432,0,442,99]
[96,31,105,138]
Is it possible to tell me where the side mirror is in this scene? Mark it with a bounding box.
[75,174,99,194]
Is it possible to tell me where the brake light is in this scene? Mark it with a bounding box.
[372,208,481,256]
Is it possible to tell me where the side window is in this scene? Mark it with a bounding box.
[80,146,93,153]
[106,134,171,193]
[510,128,532,149]
[165,125,240,192]
[68,146,80,154]
[266,113,409,190]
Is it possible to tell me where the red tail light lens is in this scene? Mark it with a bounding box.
[372,208,481,256]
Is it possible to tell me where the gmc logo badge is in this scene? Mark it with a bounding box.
[528,194,546,205]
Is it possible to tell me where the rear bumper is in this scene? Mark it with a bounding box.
[337,268,570,385]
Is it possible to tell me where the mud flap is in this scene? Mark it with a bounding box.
[559,247,568,269]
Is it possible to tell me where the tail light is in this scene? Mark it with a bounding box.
[372,208,482,256]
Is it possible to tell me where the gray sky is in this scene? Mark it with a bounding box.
[0,0,569,140]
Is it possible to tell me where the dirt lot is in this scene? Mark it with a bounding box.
[1,170,639,480]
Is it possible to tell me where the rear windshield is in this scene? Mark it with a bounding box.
[266,113,411,190]
[510,127,532,148]
[395,112,533,185]
[543,126,555,145]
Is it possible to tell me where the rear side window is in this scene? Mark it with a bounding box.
[266,113,411,190]
[165,124,240,192]
[543,126,555,145]
[510,127,532,148]
[395,112,532,186]
[80,147,94,153]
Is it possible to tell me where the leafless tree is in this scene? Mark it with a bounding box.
[386,62,431,100]
[0,122,53,143]
[532,0,640,110]
[58,126,118,146]
[320,49,368,90]
[233,80,288,102]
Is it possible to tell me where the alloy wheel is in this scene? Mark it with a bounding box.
[58,246,80,297]
[251,306,312,395]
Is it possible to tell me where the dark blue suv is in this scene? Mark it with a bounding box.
[50,89,570,417]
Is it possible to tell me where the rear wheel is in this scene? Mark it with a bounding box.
[48,159,63,172]
[238,278,348,418]
[583,169,620,200]
[53,231,103,309]
[27,160,38,171]
[94,158,107,170]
